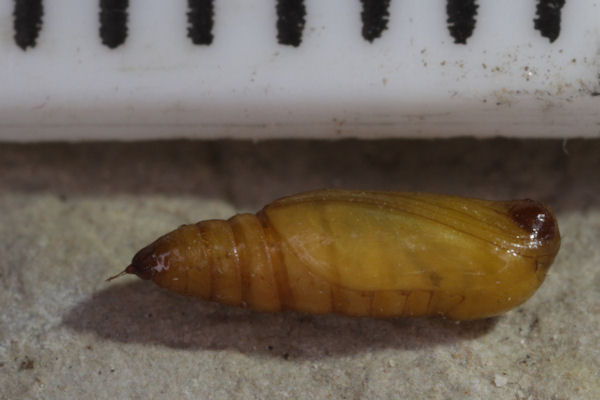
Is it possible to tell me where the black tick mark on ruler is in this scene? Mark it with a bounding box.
[188,0,214,45]
[13,0,43,50]
[99,0,129,49]
[446,0,478,45]
[276,0,306,47]
[534,0,566,43]
[360,0,391,43]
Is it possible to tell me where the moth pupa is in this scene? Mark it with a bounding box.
[110,190,560,320]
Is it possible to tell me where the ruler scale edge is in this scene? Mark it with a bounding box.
[1,0,599,141]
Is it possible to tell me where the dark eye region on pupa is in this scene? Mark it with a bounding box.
[13,0,566,50]
[109,190,561,321]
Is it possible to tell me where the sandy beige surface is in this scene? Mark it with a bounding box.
[0,139,599,399]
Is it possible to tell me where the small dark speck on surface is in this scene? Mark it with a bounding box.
[19,357,34,371]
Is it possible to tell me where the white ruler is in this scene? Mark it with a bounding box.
[0,0,598,141]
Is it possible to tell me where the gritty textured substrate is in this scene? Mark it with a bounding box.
[0,139,599,399]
